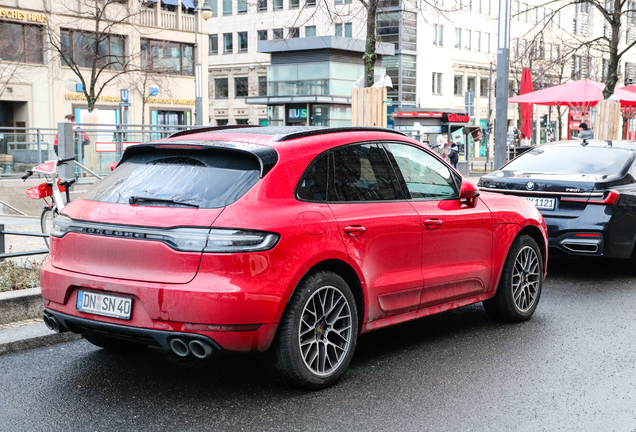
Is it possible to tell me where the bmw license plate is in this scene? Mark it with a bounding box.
[525,197,556,210]
[76,290,133,320]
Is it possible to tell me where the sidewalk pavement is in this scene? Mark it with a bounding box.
[0,288,82,356]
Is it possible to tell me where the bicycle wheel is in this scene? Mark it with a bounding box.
[41,207,56,248]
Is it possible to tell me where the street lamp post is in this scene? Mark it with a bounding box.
[193,0,213,126]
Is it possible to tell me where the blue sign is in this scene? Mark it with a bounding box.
[149,87,159,96]
[120,89,129,102]
[76,83,84,92]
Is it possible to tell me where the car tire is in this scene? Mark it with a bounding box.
[83,332,146,352]
[40,207,55,248]
[266,271,358,390]
[483,235,543,322]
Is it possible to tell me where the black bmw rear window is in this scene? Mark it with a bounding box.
[505,146,633,175]
[82,148,261,208]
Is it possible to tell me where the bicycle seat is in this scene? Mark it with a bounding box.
[59,178,77,188]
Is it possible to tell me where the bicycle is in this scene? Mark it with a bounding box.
[22,157,76,247]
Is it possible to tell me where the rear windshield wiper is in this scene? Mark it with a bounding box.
[129,196,199,208]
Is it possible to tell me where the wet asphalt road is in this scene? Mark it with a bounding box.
[2,257,636,432]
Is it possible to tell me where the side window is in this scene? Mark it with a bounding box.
[385,143,458,199]
[330,144,398,202]
[296,152,329,202]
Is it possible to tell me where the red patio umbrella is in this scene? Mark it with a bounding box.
[519,68,533,141]
[508,79,605,115]
[611,86,636,138]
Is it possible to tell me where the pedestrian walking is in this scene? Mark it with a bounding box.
[577,122,594,140]
[449,144,459,169]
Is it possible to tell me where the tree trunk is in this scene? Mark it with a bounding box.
[604,17,622,99]
[363,0,379,88]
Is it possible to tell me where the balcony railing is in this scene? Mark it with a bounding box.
[136,7,198,32]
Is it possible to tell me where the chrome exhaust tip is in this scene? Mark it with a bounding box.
[169,338,190,357]
[43,314,60,332]
[189,339,214,359]
[563,242,599,254]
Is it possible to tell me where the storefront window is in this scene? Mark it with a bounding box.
[268,105,285,126]
[0,22,44,64]
[235,77,249,97]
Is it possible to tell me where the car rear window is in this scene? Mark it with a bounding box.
[82,148,261,208]
[505,146,633,175]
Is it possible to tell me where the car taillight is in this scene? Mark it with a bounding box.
[50,215,280,253]
[560,190,620,205]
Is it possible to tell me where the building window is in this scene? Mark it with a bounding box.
[258,30,268,41]
[141,39,193,75]
[307,0,317,5]
[217,119,229,126]
[480,77,489,97]
[336,0,343,3]
[464,29,472,50]
[235,77,249,97]
[223,0,232,15]
[306,26,316,37]
[209,0,218,16]
[258,0,267,12]
[238,32,248,53]
[223,33,232,54]
[274,0,283,9]
[475,31,481,52]
[62,29,124,70]
[209,34,218,54]
[0,22,44,64]
[345,23,352,37]
[335,23,342,36]
[236,119,250,125]
[290,0,299,8]
[259,76,267,96]
[290,27,300,38]
[215,78,229,98]
[454,75,463,96]
[433,24,443,46]
[485,33,490,53]
[432,72,442,95]
[238,0,247,13]
[273,28,283,39]
[455,28,461,48]
[467,76,476,94]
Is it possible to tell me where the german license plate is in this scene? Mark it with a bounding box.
[76,290,133,320]
[526,196,556,210]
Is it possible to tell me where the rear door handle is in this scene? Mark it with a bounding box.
[424,218,443,228]
[344,225,366,236]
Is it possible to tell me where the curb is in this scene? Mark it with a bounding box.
[0,287,45,324]
[0,288,83,355]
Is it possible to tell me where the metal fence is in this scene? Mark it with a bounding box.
[0,123,196,178]
[0,224,49,261]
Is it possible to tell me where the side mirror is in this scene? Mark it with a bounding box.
[459,178,480,207]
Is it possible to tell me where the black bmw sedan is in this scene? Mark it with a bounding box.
[478,140,636,261]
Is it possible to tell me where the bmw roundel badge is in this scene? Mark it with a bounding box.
[526,181,535,190]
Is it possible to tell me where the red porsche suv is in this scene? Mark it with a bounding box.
[41,126,547,389]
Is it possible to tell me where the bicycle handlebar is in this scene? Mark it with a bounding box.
[21,170,33,181]
[57,157,76,166]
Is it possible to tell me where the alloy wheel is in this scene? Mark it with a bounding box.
[298,285,352,377]
[512,245,541,312]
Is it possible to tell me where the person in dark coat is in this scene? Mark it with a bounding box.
[578,122,594,140]
[449,144,459,169]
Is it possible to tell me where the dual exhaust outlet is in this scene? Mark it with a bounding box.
[170,338,215,359]
[44,313,215,359]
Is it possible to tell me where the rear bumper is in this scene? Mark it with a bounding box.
[40,248,307,352]
[44,308,224,352]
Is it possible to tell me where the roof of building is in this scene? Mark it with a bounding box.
[257,36,395,56]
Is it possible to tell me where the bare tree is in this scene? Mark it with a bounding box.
[520,0,636,98]
[43,0,145,112]
[125,64,174,126]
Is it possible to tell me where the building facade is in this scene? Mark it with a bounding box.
[206,0,636,153]
[0,0,209,130]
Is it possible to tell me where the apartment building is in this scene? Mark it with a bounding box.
[206,0,636,151]
[0,0,208,130]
